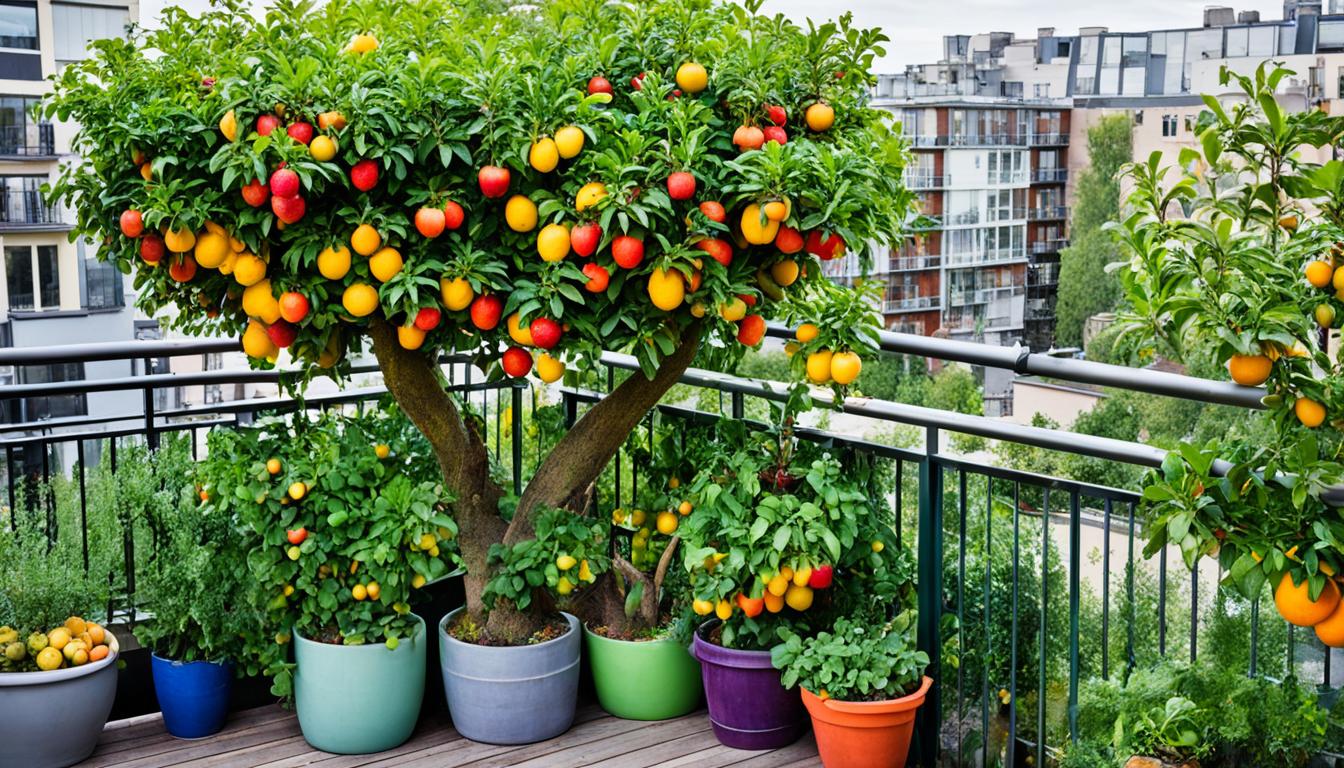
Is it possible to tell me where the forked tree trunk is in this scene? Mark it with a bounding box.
[368,319,700,644]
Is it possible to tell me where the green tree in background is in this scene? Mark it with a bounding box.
[1054,114,1133,348]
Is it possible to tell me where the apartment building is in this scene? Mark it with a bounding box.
[0,0,140,471]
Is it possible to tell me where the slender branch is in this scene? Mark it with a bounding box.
[652,534,679,597]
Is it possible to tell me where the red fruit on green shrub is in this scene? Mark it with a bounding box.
[587,76,613,96]
[695,237,732,267]
[667,171,696,201]
[272,194,306,224]
[469,294,503,330]
[267,320,298,348]
[808,564,834,589]
[762,126,787,145]
[501,346,533,377]
[477,165,510,198]
[612,235,644,269]
[443,200,465,229]
[256,114,281,136]
[776,225,804,254]
[414,307,442,331]
[766,104,787,126]
[570,222,601,257]
[805,230,846,260]
[737,314,765,346]
[269,167,300,198]
[241,179,269,207]
[140,234,164,264]
[119,209,143,238]
[286,121,314,145]
[529,317,561,349]
[350,159,379,192]
[582,262,609,293]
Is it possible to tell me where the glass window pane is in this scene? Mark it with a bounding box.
[36,244,58,308]
[1226,27,1249,58]
[1248,26,1276,57]
[1321,20,1344,51]
[5,244,31,309]
[51,3,129,65]
[0,2,38,50]
[1102,37,1121,66]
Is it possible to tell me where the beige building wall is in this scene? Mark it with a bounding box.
[1010,378,1103,427]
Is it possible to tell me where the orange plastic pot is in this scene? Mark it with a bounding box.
[801,676,933,768]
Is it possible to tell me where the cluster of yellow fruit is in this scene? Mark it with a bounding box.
[691,565,816,620]
[0,617,111,673]
[785,323,862,386]
[554,554,596,595]
[612,500,691,571]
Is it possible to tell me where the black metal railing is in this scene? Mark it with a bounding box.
[0,324,1314,766]
[0,188,64,228]
[0,122,55,158]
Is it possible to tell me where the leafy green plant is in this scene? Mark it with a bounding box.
[771,613,927,702]
[1117,696,1207,763]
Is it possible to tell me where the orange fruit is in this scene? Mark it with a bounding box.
[266,458,282,474]
[537,223,570,262]
[232,253,267,286]
[554,126,584,159]
[193,232,229,269]
[440,276,474,311]
[349,33,378,53]
[369,247,403,282]
[830,351,862,385]
[1227,354,1272,386]
[785,583,814,611]
[647,268,686,311]
[505,195,538,232]
[242,320,277,359]
[528,137,559,173]
[575,182,607,212]
[763,200,788,221]
[1275,572,1339,626]
[309,135,337,162]
[352,584,368,601]
[764,592,785,613]
[350,224,381,256]
[675,62,708,93]
[535,352,565,383]
[719,297,747,322]
[806,102,835,131]
[88,644,109,662]
[806,350,833,384]
[317,245,351,280]
[1296,397,1327,428]
[163,227,196,253]
[739,204,780,245]
[795,323,819,343]
[1307,260,1334,288]
[507,313,534,345]
[342,283,379,317]
[771,260,800,287]
[1317,602,1344,647]
[398,324,426,350]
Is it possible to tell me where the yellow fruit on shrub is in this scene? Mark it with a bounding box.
[349,32,378,53]
[375,444,390,459]
[369,247,403,282]
[795,323,819,342]
[219,109,238,141]
[398,325,426,349]
[785,583,814,611]
[830,351,862,385]
[792,565,812,587]
[366,582,381,601]
[507,313,534,345]
[554,125,584,158]
[242,320,278,359]
[692,599,714,616]
[440,277,474,311]
[656,511,678,535]
[648,268,685,311]
[1275,572,1339,626]
[739,204,780,245]
[505,195,538,232]
[771,260,800,286]
[579,559,594,582]
[351,224,381,256]
[676,62,708,93]
[1296,397,1327,428]
[309,135,337,162]
[1227,354,1272,386]
[529,137,559,173]
[243,280,281,324]
[318,245,351,280]
[764,592,785,613]
[36,647,62,671]
[719,297,746,321]
[411,574,427,589]
[4,641,24,662]
[715,599,733,620]
[535,352,565,383]
[352,584,368,601]
[194,232,229,268]
[232,253,267,286]
[342,283,379,317]
[164,227,196,253]
[556,577,575,595]
[806,350,833,384]
[1307,260,1334,288]
[767,573,789,596]
[537,223,571,262]
[575,181,606,212]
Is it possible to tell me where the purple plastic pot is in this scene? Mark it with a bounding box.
[691,620,808,750]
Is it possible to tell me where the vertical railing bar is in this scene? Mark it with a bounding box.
[1068,488,1081,743]
[1037,487,1049,768]
[1190,566,1199,663]
[1127,501,1136,681]
[915,429,942,766]
[78,439,89,573]
[895,459,904,551]
[1159,544,1168,656]
[511,385,523,497]
[956,469,967,762]
[6,446,14,532]
[1102,498,1112,679]
[41,440,52,547]
[1008,480,1019,768]
[731,391,744,420]
[1249,594,1260,678]
[1288,624,1295,677]
[982,475,992,768]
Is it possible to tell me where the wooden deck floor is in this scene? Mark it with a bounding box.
[78,703,822,767]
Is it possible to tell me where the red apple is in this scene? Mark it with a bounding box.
[350,159,379,192]
[469,294,503,330]
[415,207,446,238]
[612,235,644,269]
[630,72,646,90]
[732,125,765,151]
[582,262,609,293]
[256,114,281,137]
[271,194,306,224]
[279,291,309,323]
[737,314,765,346]
[667,171,696,201]
[119,209,143,238]
[587,76,613,96]
[286,121,314,145]
[443,200,465,229]
[414,306,442,331]
[501,346,533,377]
[698,201,727,223]
[766,104,787,126]
[269,167,300,198]
[140,234,164,264]
[762,126,788,145]
[241,179,269,207]
[570,222,601,257]
[695,237,732,267]
[529,317,561,350]
[805,230,846,260]
[477,165,510,198]
[266,320,297,348]
[776,225,804,254]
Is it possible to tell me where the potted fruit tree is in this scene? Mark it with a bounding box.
[678,410,914,749]
[44,0,912,745]
[1112,65,1344,640]
[197,406,457,754]
[772,615,930,768]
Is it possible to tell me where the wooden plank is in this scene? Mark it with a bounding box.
[177,734,317,767]
[452,711,650,768]
[86,716,301,768]
[251,716,463,768]
[722,733,820,767]
[501,713,713,768]
[584,728,738,768]
[643,743,772,768]
[93,705,286,751]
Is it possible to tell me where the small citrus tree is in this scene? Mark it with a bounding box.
[44,0,909,643]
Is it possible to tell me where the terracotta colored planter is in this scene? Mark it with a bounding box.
[801,676,932,768]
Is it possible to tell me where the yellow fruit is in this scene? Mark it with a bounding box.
[309,135,337,162]
[612,507,628,525]
[740,204,781,245]
[411,573,427,589]
[557,554,577,571]
[369,247,404,282]
[1275,573,1339,626]
[218,251,238,275]
[806,102,835,132]
[4,641,24,662]
[806,350,834,384]
[575,182,607,212]
[318,245,352,280]
[529,137,560,173]
[656,511,678,535]
[537,223,571,262]
[507,313,534,345]
[194,232,229,268]
[267,458,282,474]
[349,33,378,54]
[679,500,693,515]
[287,545,301,560]
[557,577,575,595]
[535,353,565,383]
[647,268,686,311]
[715,599,733,620]
[554,126,584,159]
[232,253,267,286]
[397,324,426,349]
[764,592,785,613]
[46,628,71,651]
[1296,398,1327,428]
[342,283,379,317]
[351,224,381,256]
[505,195,539,232]
[375,444,390,459]
[767,574,789,596]
[242,320,278,359]
[872,540,885,553]
[164,227,196,253]
[630,509,647,527]
[417,533,437,550]
[689,302,706,318]
[1316,602,1344,647]
[242,280,281,324]
[36,646,62,671]
[219,109,238,142]
[785,583,814,611]
[792,565,813,587]
[352,584,368,601]
[796,323,820,343]
[1307,260,1334,288]
[771,260,800,287]
[440,277,474,311]
[784,341,799,356]
[719,297,746,322]
[1317,304,1336,329]
[366,582,381,601]
[578,559,594,583]
[693,599,714,616]
[830,351,862,385]
[676,62,708,93]
[763,199,789,221]
[283,584,295,597]
[288,482,306,500]
[1227,354,1272,386]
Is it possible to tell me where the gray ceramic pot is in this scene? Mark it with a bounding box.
[438,608,580,744]
[0,633,120,768]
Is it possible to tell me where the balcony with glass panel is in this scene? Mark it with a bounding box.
[0,189,67,230]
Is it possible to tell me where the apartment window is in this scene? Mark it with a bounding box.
[0,95,45,155]
[0,174,57,225]
[1033,83,1049,98]
[0,1,38,49]
[1161,114,1178,137]
[52,2,129,68]
[8,362,86,422]
[5,243,58,311]
[80,238,121,310]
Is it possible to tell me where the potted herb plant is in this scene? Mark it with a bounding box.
[678,410,913,749]
[200,406,458,754]
[772,614,930,768]
[1115,697,1208,768]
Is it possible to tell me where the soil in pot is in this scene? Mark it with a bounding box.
[0,631,121,768]
[692,619,808,749]
[150,655,233,739]
[801,677,932,768]
[585,623,702,720]
[293,614,426,754]
[438,607,580,745]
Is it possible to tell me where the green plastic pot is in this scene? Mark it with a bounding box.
[293,615,425,754]
[584,625,703,720]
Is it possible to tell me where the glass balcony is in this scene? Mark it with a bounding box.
[1032,168,1068,183]
[0,123,55,159]
[0,189,66,230]
[1028,206,1068,221]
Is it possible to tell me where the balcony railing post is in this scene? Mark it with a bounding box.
[141,356,158,451]
[511,384,523,496]
[915,426,942,766]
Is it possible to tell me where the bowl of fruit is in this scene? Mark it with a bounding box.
[0,616,120,768]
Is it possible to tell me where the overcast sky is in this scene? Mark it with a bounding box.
[140,0,1290,71]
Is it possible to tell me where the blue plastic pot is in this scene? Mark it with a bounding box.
[150,655,234,739]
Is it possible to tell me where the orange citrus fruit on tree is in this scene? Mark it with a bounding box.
[242,280,281,323]
[266,457,282,474]
[554,126,584,159]
[785,583,814,611]
[719,296,746,322]
[163,227,196,252]
[771,260,800,286]
[1315,602,1344,647]
[806,102,835,132]
[537,223,570,262]
[535,352,565,383]
[796,323,819,342]
[806,350,833,384]
[1306,260,1334,288]
[505,195,538,232]
[349,33,378,53]
[1275,573,1339,626]
[528,137,559,173]
[507,313,534,345]
[309,135,337,162]
[242,319,278,358]
[440,277,474,311]
[575,182,606,212]
[342,283,379,317]
[369,247,403,282]
[648,268,686,311]
[740,204,780,245]
[830,351,862,385]
[656,511,678,535]
[675,62,708,93]
[233,253,266,286]
[193,232,229,268]
[398,324,426,349]
[1296,397,1327,428]
[351,224,381,256]
[317,245,351,280]
[1227,354,1272,386]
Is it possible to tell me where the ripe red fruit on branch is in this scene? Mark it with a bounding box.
[414,307,442,331]
[630,72,646,90]
[766,104,787,126]
[805,230,846,260]
[278,291,309,323]
[732,125,765,151]
[776,225,804,254]
[443,200,465,230]
[478,166,510,198]
[266,320,298,348]
[350,159,379,192]
[501,346,533,377]
[695,237,732,267]
[667,171,696,201]
[587,76,613,96]
[287,527,307,545]
[808,564,834,589]
[762,126,787,145]
[119,209,143,238]
[737,314,765,346]
[241,179,269,207]
[469,294,503,330]
[286,121,314,145]
[415,207,446,238]
[736,592,764,618]
[140,234,165,264]
[272,194,306,224]
[698,201,727,223]
[582,262,609,293]
[529,317,561,349]
[269,168,300,198]
[570,222,601,257]
[612,235,644,269]
[256,114,281,137]
[168,254,196,282]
